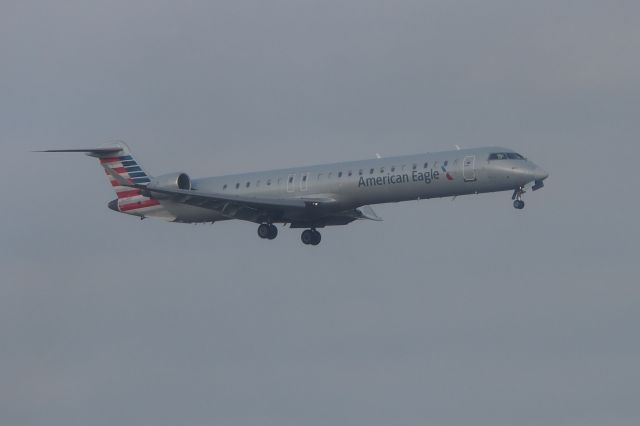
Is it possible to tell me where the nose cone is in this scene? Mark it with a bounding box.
[533,167,549,181]
[533,166,549,181]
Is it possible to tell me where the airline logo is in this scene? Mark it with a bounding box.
[358,161,455,188]
[441,161,455,181]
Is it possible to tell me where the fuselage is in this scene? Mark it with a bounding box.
[162,146,548,223]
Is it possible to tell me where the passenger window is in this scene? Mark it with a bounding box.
[412,164,417,170]
[359,169,363,176]
[423,162,428,169]
[348,171,352,176]
[288,176,294,183]
[235,183,240,189]
[223,184,227,190]
[267,179,271,186]
[302,175,307,182]
[369,168,374,174]
[391,166,395,172]
[246,182,250,188]
[338,171,343,178]
[380,167,384,173]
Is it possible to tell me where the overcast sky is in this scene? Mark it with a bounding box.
[1,1,639,425]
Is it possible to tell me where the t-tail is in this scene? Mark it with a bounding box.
[37,142,168,219]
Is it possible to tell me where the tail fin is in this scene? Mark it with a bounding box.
[38,142,163,216]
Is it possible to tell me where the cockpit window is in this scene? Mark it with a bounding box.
[489,152,525,160]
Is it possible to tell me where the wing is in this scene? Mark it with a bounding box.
[104,165,333,223]
[104,165,383,225]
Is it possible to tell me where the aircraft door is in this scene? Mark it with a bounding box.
[287,173,296,192]
[463,156,476,182]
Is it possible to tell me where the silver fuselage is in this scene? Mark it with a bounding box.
[161,147,548,223]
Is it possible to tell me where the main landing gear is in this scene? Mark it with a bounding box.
[301,229,321,246]
[512,187,526,210]
[257,223,278,240]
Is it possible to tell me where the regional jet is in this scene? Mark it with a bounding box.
[40,142,548,245]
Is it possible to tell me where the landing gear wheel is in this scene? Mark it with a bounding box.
[310,229,321,246]
[301,229,314,245]
[267,224,278,240]
[258,223,278,240]
[512,187,526,210]
[513,200,525,210]
[301,229,321,245]
[258,224,271,239]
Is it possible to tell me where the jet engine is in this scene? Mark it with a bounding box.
[150,172,191,191]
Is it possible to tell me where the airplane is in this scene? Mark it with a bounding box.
[39,142,548,245]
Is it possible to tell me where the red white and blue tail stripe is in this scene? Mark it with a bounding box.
[99,154,163,213]
[37,142,166,217]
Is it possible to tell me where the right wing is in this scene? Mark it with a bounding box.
[105,165,334,223]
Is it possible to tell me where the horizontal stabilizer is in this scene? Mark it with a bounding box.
[35,147,125,157]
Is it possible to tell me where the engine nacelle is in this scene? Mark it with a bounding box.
[150,172,191,191]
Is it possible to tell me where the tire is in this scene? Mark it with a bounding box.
[267,224,278,240]
[301,230,314,245]
[258,224,271,239]
[311,230,321,245]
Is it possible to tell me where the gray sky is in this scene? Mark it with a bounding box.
[1,1,639,425]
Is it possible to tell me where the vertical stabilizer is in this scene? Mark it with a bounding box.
[37,142,167,218]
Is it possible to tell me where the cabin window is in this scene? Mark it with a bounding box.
[380,167,384,173]
[391,166,395,172]
[369,168,374,174]
[348,171,353,176]
[302,175,307,182]
[423,162,428,169]
[267,179,271,186]
[288,176,294,183]
[338,171,343,178]
[359,169,363,176]
[235,183,240,189]
[246,182,250,188]
[223,184,228,190]
[412,164,417,170]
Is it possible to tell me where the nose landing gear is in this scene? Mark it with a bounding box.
[258,223,278,240]
[512,187,526,210]
[301,229,321,246]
